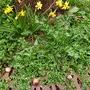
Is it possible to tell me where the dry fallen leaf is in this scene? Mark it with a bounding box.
[32,78,40,86]
[17,0,22,3]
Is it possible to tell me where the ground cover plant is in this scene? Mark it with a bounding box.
[0,0,90,90]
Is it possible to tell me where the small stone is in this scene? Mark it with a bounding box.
[5,67,11,73]
[67,75,73,80]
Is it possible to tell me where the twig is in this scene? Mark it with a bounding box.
[43,0,56,15]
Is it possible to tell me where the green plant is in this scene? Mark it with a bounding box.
[0,0,90,90]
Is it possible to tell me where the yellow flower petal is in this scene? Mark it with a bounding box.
[62,1,70,10]
[15,10,25,20]
[35,1,43,10]
[19,10,25,16]
[56,0,63,8]
[4,5,13,14]
[49,11,56,18]
[65,1,69,6]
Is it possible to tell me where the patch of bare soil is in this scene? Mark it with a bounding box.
[25,30,45,44]
[25,35,36,44]
[0,67,16,90]
[0,67,90,90]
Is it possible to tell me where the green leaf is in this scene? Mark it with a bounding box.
[68,6,79,14]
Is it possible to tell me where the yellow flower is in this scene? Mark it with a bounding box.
[19,10,25,16]
[56,0,63,8]
[35,1,43,10]
[48,11,56,18]
[15,10,25,20]
[4,5,13,14]
[62,1,70,10]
